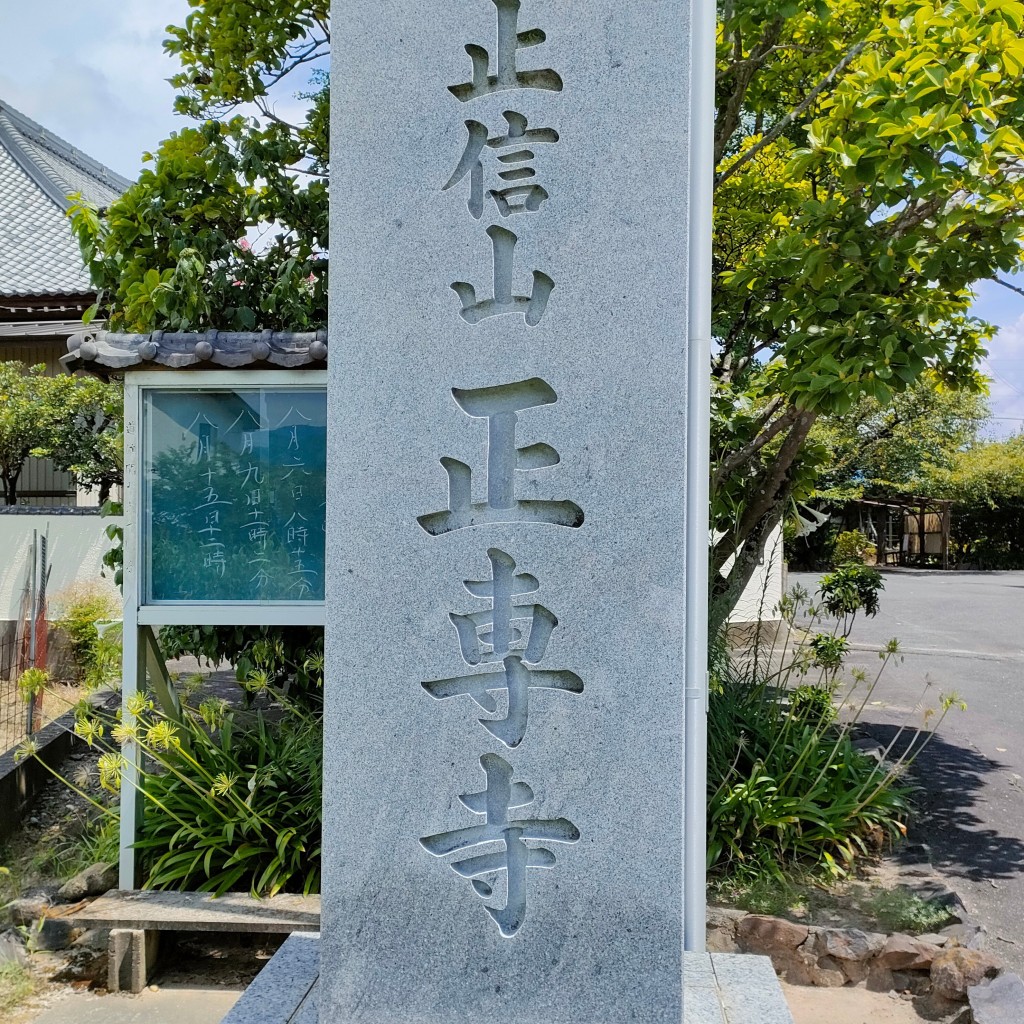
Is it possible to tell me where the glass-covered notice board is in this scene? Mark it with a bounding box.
[133,374,327,619]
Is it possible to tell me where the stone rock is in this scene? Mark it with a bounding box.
[777,951,819,987]
[74,927,111,951]
[31,918,79,952]
[866,963,895,992]
[706,907,744,954]
[941,921,988,950]
[816,927,886,961]
[968,972,1024,1024]
[915,933,950,947]
[55,862,118,903]
[0,929,26,965]
[930,947,1001,1001]
[877,934,942,971]
[840,958,871,985]
[811,955,847,988]
[891,969,932,996]
[913,884,968,922]
[6,895,50,925]
[852,738,885,764]
[737,915,809,955]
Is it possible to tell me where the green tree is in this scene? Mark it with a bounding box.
[812,375,989,501]
[69,0,1024,632]
[0,363,122,505]
[70,0,329,333]
[37,377,124,504]
[921,434,1024,567]
[710,0,1024,628]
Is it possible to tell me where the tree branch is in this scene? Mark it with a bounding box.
[993,276,1024,300]
[715,39,868,189]
[714,19,785,167]
[712,400,793,491]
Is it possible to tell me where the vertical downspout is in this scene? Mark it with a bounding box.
[684,0,715,954]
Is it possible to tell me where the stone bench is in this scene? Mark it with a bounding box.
[219,933,796,1024]
[68,889,320,994]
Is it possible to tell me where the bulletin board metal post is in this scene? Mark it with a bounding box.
[119,370,327,888]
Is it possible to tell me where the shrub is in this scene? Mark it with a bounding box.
[833,530,876,565]
[17,667,49,700]
[131,700,322,895]
[159,624,323,700]
[50,582,119,682]
[0,961,37,1018]
[860,887,955,935]
[53,644,326,897]
[708,574,962,884]
[790,684,838,727]
[818,562,884,628]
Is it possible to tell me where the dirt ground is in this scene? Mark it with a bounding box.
[782,983,936,1024]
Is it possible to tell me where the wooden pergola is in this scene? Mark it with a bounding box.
[851,496,953,569]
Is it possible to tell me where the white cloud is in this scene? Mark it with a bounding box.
[981,312,1024,438]
[0,1,187,177]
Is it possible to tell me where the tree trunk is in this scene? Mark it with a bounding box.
[708,409,817,636]
[709,499,786,637]
[2,469,18,505]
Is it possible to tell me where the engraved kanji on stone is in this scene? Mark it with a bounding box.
[451,225,553,325]
[418,377,583,536]
[449,0,563,103]
[423,548,582,747]
[420,754,579,937]
[444,112,558,220]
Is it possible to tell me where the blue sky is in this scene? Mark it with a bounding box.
[3,1,1022,435]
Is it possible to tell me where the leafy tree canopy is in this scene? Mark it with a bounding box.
[0,363,122,505]
[920,434,1024,569]
[70,0,329,333]
[68,0,1024,629]
[811,375,990,501]
[922,433,1024,507]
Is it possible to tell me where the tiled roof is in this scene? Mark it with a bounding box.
[0,99,129,298]
[63,329,328,375]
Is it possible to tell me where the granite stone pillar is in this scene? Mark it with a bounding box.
[325,2,692,1020]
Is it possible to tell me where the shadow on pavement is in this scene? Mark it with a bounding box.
[861,721,1024,884]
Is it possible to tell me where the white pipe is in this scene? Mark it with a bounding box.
[684,0,715,954]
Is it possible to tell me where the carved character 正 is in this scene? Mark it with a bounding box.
[418,377,583,536]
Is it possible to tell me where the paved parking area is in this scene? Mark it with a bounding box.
[792,569,1024,975]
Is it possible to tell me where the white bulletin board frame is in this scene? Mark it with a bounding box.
[125,370,328,628]
[119,369,327,887]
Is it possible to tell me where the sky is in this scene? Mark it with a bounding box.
[3,2,1023,436]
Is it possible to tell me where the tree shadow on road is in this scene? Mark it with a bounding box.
[861,721,1024,884]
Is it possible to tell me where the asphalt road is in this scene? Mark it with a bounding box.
[791,569,1024,974]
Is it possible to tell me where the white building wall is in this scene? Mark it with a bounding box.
[725,523,786,625]
[0,513,120,623]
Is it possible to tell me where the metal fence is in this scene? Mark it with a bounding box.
[0,531,48,758]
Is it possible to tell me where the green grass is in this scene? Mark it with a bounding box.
[0,961,37,1018]
[858,887,955,935]
[28,814,119,883]
[711,875,809,918]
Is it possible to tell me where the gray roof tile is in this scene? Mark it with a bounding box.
[63,329,329,375]
[0,99,129,298]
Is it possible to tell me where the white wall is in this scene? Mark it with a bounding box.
[725,523,786,625]
[0,513,121,623]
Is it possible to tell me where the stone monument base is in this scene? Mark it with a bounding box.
[219,933,795,1024]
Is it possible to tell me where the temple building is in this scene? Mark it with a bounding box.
[0,98,128,505]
